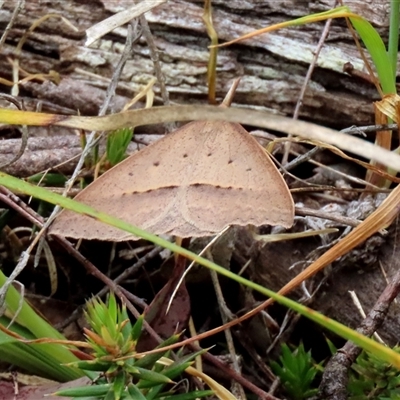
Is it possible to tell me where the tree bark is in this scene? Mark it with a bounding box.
[1,0,398,342]
[0,0,389,128]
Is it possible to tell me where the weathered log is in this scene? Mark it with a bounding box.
[1,0,398,343]
[0,0,389,128]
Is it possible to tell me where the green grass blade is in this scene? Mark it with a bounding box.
[0,270,84,378]
[1,172,400,369]
[348,16,396,94]
[388,0,400,80]
[0,270,67,341]
[0,329,81,381]
[222,5,396,96]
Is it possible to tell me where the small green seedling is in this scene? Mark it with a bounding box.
[348,347,400,399]
[270,343,321,400]
[52,294,210,400]
[106,127,133,167]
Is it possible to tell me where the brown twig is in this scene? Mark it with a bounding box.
[55,245,163,330]
[0,94,29,170]
[32,23,142,269]
[0,0,25,50]
[295,206,361,228]
[1,184,274,398]
[319,233,400,399]
[281,7,336,164]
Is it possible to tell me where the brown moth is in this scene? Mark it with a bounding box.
[49,120,294,241]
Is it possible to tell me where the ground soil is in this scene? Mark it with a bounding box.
[0,1,399,399]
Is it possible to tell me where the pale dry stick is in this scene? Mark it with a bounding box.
[0,244,28,316]
[2,106,396,169]
[188,317,203,373]
[253,228,338,244]
[0,0,24,50]
[348,290,385,344]
[123,77,156,111]
[5,281,24,329]
[379,260,398,305]
[0,192,279,400]
[55,246,162,330]
[255,122,382,174]
[136,7,174,133]
[295,206,361,228]
[0,192,39,318]
[267,309,300,356]
[12,13,78,96]
[46,187,80,196]
[8,226,57,294]
[135,183,400,358]
[46,106,400,171]
[319,245,400,399]
[122,295,273,400]
[283,121,376,173]
[55,238,165,349]
[0,24,140,314]
[221,78,240,107]
[303,157,378,188]
[138,16,169,107]
[0,94,29,170]
[282,10,336,165]
[0,185,164,346]
[0,187,44,227]
[284,146,322,172]
[85,0,165,46]
[74,68,110,83]
[341,124,398,135]
[167,226,229,314]
[268,378,281,397]
[65,22,140,189]
[42,22,139,223]
[271,148,384,198]
[292,186,390,195]
[208,253,246,400]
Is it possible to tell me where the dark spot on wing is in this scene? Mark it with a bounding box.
[228,159,233,164]
[207,153,212,157]
[123,185,179,195]
[183,153,188,158]
[246,168,252,172]
[189,183,241,190]
[128,172,133,176]
[153,161,160,167]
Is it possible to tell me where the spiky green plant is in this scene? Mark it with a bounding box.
[348,347,400,400]
[106,127,133,167]
[270,343,321,400]
[53,294,211,400]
